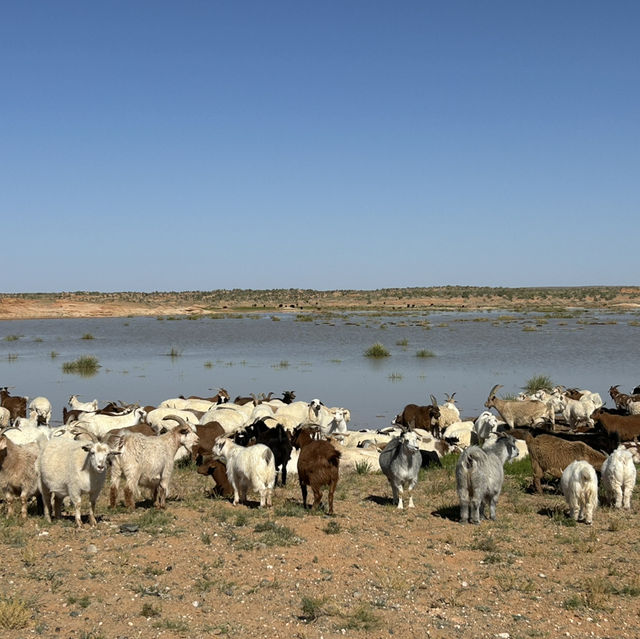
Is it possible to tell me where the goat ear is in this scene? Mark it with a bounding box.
[81,443,93,453]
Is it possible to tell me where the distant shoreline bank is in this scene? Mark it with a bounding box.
[1,287,639,321]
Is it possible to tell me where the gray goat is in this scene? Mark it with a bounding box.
[379,429,421,509]
[456,434,519,524]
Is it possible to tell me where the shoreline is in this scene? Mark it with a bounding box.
[1,287,639,320]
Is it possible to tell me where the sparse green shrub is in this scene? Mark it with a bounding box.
[416,349,435,358]
[364,343,390,358]
[61,355,100,377]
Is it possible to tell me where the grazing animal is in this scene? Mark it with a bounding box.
[379,429,422,509]
[456,434,519,524]
[600,447,637,509]
[524,433,607,494]
[485,384,551,429]
[0,428,40,518]
[394,395,441,438]
[109,416,199,509]
[38,427,121,528]
[0,387,28,422]
[591,408,640,442]
[212,438,276,508]
[68,395,98,413]
[28,397,52,426]
[293,427,341,515]
[561,460,598,524]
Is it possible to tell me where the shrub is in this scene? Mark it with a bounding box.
[61,356,100,377]
[416,349,435,358]
[522,374,554,394]
[364,343,390,358]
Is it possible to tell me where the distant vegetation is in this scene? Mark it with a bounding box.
[2,285,638,315]
[523,374,555,394]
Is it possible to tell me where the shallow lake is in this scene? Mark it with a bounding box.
[1,309,639,429]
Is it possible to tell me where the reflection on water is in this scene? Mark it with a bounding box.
[1,310,639,429]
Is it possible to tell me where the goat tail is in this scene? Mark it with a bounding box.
[464,448,484,470]
[328,450,342,467]
[263,447,274,466]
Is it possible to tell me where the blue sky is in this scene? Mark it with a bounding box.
[2,1,638,292]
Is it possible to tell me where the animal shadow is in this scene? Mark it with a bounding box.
[432,504,460,521]
[365,494,394,506]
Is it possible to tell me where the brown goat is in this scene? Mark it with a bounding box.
[592,408,640,442]
[395,395,441,438]
[293,426,341,515]
[192,421,226,465]
[196,455,234,498]
[524,433,607,494]
[0,388,28,422]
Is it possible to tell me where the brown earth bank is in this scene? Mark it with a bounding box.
[0,460,639,639]
[1,287,640,320]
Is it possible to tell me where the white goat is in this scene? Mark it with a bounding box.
[28,396,52,426]
[561,460,598,525]
[472,411,501,446]
[68,395,98,412]
[109,416,199,509]
[600,447,637,509]
[456,434,519,523]
[5,412,51,446]
[38,428,120,527]
[212,438,276,507]
[158,397,214,412]
[319,408,349,437]
[73,407,147,438]
[438,393,461,430]
[198,405,248,434]
[146,408,200,432]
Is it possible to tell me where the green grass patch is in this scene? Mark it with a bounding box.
[61,355,100,377]
[415,349,435,358]
[364,343,390,358]
[522,374,554,394]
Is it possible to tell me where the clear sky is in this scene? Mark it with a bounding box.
[2,1,638,293]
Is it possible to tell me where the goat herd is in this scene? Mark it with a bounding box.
[0,382,639,529]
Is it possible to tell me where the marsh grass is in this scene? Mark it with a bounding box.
[81,333,95,340]
[364,342,390,358]
[415,349,435,358]
[387,372,403,381]
[62,355,100,376]
[523,374,554,394]
[50,350,59,358]
[7,353,18,361]
[166,347,182,358]
[4,334,20,341]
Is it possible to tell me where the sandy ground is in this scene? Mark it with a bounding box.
[0,459,639,638]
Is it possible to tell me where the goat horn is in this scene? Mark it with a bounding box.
[162,414,190,429]
[430,394,438,406]
[488,384,502,398]
[71,424,99,442]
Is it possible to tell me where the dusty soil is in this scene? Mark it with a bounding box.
[1,460,639,639]
[1,287,640,320]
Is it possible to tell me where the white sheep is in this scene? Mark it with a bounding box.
[68,395,99,412]
[212,437,276,507]
[600,447,636,509]
[561,460,598,524]
[28,396,52,426]
[37,428,120,527]
[198,405,248,434]
[456,434,519,523]
[108,416,199,509]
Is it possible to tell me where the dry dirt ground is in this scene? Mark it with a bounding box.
[1,458,639,639]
